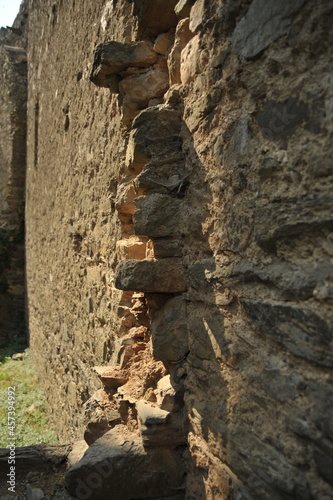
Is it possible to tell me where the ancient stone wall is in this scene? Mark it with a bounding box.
[25,0,333,499]
[0,4,28,344]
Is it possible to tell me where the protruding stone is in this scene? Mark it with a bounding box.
[115,181,136,215]
[67,440,89,467]
[137,400,186,448]
[115,259,187,293]
[126,106,183,174]
[175,0,194,18]
[90,41,158,88]
[155,375,177,411]
[153,32,174,55]
[168,18,193,85]
[65,426,185,500]
[119,68,169,125]
[151,295,188,362]
[136,400,170,425]
[134,194,183,238]
[153,238,183,258]
[93,366,128,389]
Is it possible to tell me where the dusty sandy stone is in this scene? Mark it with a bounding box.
[153,32,174,55]
[175,0,195,18]
[168,18,193,85]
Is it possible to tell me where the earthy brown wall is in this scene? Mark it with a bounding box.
[25,0,333,499]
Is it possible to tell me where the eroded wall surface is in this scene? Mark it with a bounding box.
[26,0,333,499]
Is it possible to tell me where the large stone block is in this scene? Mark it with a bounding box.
[241,299,333,367]
[231,0,306,59]
[115,259,187,293]
[151,295,188,362]
[126,106,183,174]
[65,426,185,500]
[134,194,183,238]
[168,18,193,85]
[90,41,158,88]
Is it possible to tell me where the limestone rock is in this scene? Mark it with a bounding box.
[153,32,174,55]
[93,366,128,389]
[151,295,188,362]
[168,18,193,85]
[231,0,307,59]
[180,34,200,85]
[155,375,177,411]
[120,68,169,124]
[67,440,89,468]
[134,194,183,238]
[189,0,206,32]
[90,41,158,87]
[115,259,187,293]
[115,181,136,215]
[65,426,185,500]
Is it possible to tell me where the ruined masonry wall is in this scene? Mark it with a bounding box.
[25,0,333,499]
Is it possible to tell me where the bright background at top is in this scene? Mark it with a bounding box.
[0,0,22,28]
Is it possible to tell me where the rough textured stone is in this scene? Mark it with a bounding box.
[90,41,158,87]
[168,18,193,85]
[65,426,185,500]
[255,194,333,251]
[232,0,307,58]
[241,299,333,366]
[134,194,183,238]
[115,259,187,293]
[26,485,44,500]
[132,0,178,39]
[151,295,188,362]
[175,0,195,19]
[67,440,89,467]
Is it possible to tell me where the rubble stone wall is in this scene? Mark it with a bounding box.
[25,0,333,499]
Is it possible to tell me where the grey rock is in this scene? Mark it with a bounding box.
[65,426,185,500]
[126,106,183,175]
[256,98,309,142]
[151,295,188,362]
[136,400,170,425]
[153,238,183,258]
[134,194,183,238]
[254,194,333,252]
[115,258,187,293]
[240,299,333,367]
[313,438,333,487]
[232,0,306,58]
[90,41,158,87]
[26,485,45,500]
[227,260,333,301]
